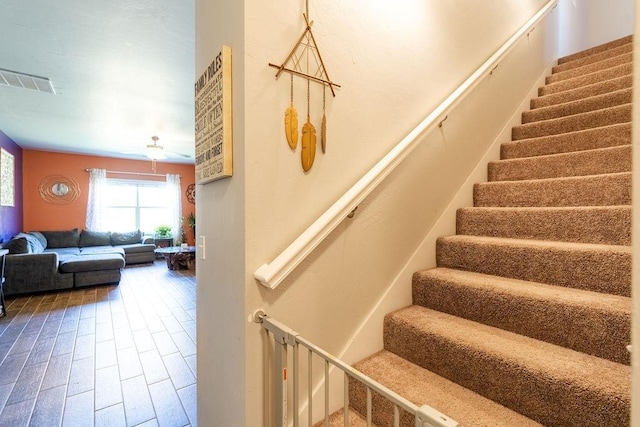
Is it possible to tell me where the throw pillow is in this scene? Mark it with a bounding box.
[111,230,142,246]
[15,233,45,254]
[40,228,80,248]
[79,230,112,247]
[2,237,28,254]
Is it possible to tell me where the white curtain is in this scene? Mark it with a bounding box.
[167,173,182,245]
[86,168,107,231]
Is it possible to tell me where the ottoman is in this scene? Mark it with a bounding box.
[58,253,126,288]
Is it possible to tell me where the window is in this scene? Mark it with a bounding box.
[103,179,172,234]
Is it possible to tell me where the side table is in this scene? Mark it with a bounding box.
[154,246,196,270]
[154,237,174,259]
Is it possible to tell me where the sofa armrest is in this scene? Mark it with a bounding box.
[4,252,60,294]
[142,236,155,245]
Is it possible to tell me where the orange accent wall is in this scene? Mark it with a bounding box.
[23,150,196,245]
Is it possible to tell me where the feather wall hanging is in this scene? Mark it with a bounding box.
[269,0,340,172]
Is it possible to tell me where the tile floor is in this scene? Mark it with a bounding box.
[0,261,196,427]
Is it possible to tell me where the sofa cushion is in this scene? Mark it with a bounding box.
[79,230,112,248]
[2,237,28,254]
[118,243,156,254]
[40,229,80,248]
[111,230,141,246]
[45,247,81,257]
[80,246,125,257]
[58,253,125,273]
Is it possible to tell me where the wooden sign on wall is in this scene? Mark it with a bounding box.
[195,46,233,184]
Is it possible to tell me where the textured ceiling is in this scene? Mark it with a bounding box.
[0,0,195,163]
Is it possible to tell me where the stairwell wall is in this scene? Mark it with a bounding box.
[558,0,634,57]
[197,1,556,425]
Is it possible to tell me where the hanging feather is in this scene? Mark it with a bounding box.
[284,102,299,149]
[320,112,326,154]
[301,115,316,171]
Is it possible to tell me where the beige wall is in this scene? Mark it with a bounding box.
[196,1,567,425]
[558,0,634,56]
[195,1,246,426]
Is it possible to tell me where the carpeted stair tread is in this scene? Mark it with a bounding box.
[350,350,542,427]
[522,87,631,123]
[545,52,631,84]
[558,35,632,65]
[488,145,631,181]
[412,268,631,364]
[512,103,630,140]
[531,74,632,109]
[313,408,380,427]
[553,42,633,73]
[384,306,630,427]
[539,62,632,96]
[501,122,630,159]
[474,172,631,207]
[456,205,630,245]
[436,235,630,296]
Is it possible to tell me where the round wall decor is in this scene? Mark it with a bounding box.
[186,183,195,204]
[39,175,80,205]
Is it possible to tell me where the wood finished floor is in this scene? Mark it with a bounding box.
[0,260,196,427]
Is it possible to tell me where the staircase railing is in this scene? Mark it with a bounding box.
[254,0,558,290]
[256,311,458,427]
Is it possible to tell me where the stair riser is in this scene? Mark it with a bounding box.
[553,43,633,73]
[558,35,632,64]
[384,316,630,427]
[546,53,631,84]
[474,173,631,208]
[412,272,631,364]
[436,237,630,296]
[539,63,632,96]
[522,89,631,124]
[512,104,631,140]
[501,123,630,159]
[456,206,631,246]
[489,145,631,181]
[531,75,632,109]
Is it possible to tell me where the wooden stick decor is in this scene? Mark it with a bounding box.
[321,85,327,153]
[269,0,339,172]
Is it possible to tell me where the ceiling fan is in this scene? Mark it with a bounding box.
[120,135,192,170]
[146,135,166,160]
[116,136,193,172]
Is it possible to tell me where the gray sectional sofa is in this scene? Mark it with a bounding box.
[1,229,156,296]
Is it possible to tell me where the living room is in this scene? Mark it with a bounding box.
[0,0,198,423]
[0,132,198,426]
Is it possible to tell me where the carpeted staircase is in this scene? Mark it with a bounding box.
[333,35,633,426]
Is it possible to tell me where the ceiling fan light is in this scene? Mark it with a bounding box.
[146,144,166,160]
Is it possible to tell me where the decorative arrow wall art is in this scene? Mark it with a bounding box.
[269,0,340,172]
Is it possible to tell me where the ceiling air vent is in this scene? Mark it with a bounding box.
[0,68,55,94]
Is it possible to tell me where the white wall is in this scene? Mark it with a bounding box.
[558,0,634,57]
[195,2,246,426]
[193,1,581,425]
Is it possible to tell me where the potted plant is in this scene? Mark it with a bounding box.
[154,225,172,238]
[188,212,196,237]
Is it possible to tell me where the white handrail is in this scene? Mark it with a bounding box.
[255,0,558,289]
